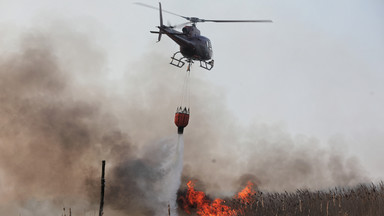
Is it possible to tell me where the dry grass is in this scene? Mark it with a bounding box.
[179,182,384,216]
[227,182,384,216]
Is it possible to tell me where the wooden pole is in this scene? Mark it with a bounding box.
[99,160,106,216]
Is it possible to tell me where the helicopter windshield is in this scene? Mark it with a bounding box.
[206,40,212,51]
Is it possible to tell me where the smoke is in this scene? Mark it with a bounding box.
[0,26,180,215]
[182,110,368,195]
[0,23,369,215]
[0,29,116,215]
[100,135,184,216]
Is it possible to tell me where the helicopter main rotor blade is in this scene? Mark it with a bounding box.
[203,19,273,23]
[172,21,192,29]
[134,2,272,24]
[134,2,189,20]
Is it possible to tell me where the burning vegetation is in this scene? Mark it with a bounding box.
[178,181,384,216]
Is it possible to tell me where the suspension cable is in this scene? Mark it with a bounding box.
[179,61,192,109]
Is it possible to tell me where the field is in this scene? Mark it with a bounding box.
[178,182,384,216]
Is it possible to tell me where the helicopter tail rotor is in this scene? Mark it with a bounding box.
[149,2,165,42]
[157,2,164,42]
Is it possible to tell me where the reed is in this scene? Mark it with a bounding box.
[227,182,384,216]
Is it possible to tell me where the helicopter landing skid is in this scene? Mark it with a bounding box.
[170,51,186,68]
[170,51,214,71]
[199,59,214,71]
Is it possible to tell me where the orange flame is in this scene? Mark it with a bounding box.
[183,181,237,216]
[182,180,256,215]
[236,181,256,204]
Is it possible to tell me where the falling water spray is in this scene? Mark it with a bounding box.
[161,134,184,215]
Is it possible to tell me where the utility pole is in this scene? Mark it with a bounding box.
[99,160,106,216]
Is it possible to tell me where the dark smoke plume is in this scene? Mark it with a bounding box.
[0,26,183,216]
[0,24,369,216]
[0,28,156,215]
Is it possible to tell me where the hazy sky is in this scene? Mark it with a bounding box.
[1,0,383,179]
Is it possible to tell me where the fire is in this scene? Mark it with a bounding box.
[236,181,255,204]
[183,181,237,216]
[181,180,256,216]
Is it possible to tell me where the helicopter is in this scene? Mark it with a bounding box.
[136,2,272,71]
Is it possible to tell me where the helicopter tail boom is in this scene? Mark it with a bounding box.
[150,30,185,36]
